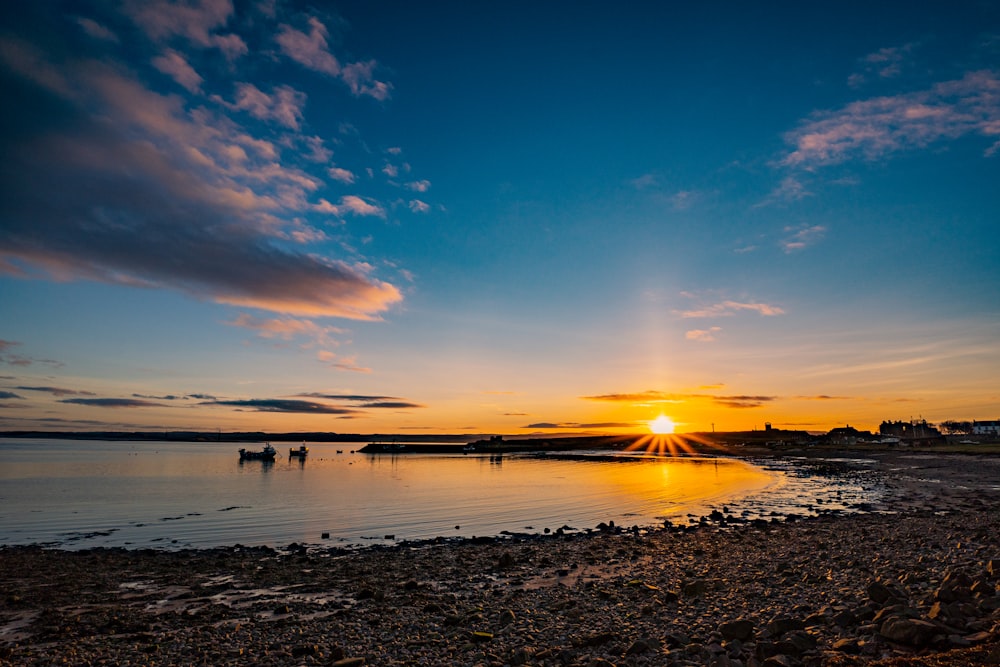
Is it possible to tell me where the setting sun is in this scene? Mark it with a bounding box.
[648,415,676,434]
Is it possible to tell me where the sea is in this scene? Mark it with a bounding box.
[0,438,883,550]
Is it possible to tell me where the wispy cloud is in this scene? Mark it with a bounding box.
[222,83,307,130]
[60,397,167,408]
[296,392,424,409]
[276,17,391,100]
[783,70,1000,167]
[0,391,24,400]
[328,167,356,184]
[315,195,386,218]
[151,49,203,93]
[125,0,247,60]
[781,224,827,253]
[676,300,785,319]
[848,43,916,88]
[408,199,430,213]
[582,390,776,409]
[685,327,722,342]
[16,386,97,397]
[202,398,359,414]
[0,340,63,368]
[228,313,344,344]
[525,421,635,429]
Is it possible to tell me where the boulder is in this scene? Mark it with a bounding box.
[719,619,755,641]
[767,617,805,637]
[867,580,902,605]
[880,616,939,647]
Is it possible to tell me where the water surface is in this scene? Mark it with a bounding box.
[0,439,875,549]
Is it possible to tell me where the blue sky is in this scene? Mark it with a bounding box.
[1,0,998,435]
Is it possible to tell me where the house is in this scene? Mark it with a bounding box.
[879,419,942,440]
[972,420,1000,436]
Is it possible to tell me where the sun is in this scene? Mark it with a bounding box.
[648,415,676,434]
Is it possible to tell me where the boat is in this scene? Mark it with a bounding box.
[289,444,309,458]
[239,443,277,461]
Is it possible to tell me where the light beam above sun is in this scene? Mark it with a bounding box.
[648,415,676,434]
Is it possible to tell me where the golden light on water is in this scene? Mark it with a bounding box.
[648,415,676,434]
[628,418,727,457]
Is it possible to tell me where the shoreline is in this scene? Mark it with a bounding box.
[2,452,999,666]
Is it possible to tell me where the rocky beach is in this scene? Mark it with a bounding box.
[2,450,999,666]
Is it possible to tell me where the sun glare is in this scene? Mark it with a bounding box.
[648,415,676,434]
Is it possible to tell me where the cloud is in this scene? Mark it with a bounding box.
[76,17,119,43]
[328,167,356,184]
[408,199,430,213]
[295,392,424,408]
[581,391,682,403]
[783,70,1000,167]
[228,313,344,343]
[524,421,634,429]
[781,224,827,253]
[761,176,811,205]
[0,340,63,368]
[0,39,402,319]
[676,300,785,318]
[224,83,306,130]
[848,44,915,88]
[630,173,659,189]
[686,327,722,342]
[202,398,359,414]
[60,398,167,408]
[125,0,247,59]
[0,391,24,399]
[276,17,391,100]
[16,386,97,397]
[405,179,431,192]
[315,195,386,218]
[152,49,203,93]
[133,393,184,400]
[582,390,776,409]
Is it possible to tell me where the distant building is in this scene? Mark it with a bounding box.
[879,419,943,443]
[827,425,873,445]
[972,420,1000,436]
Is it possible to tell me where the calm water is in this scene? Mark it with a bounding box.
[0,439,877,550]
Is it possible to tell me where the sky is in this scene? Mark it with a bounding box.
[1,1,998,436]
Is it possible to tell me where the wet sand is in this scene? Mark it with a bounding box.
[1,450,999,666]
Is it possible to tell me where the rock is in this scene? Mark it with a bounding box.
[762,656,796,667]
[867,580,902,605]
[832,638,861,654]
[625,637,660,655]
[577,632,618,647]
[880,616,939,647]
[971,580,994,597]
[683,579,708,597]
[498,552,515,569]
[290,644,318,657]
[331,659,365,667]
[987,559,999,579]
[585,659,616,667]
[719,619,755,641]
[832,609,857,628]
[508,647,535,665]
[499,609,516,627]
[767,617,804,637]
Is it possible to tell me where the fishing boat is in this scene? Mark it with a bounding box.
[289,444,309,458]
[239,443,277,461]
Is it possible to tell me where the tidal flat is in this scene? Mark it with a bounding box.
[1,451,999,666]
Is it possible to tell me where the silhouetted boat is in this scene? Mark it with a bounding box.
[289,444,309,458]
[239,443,276,461]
